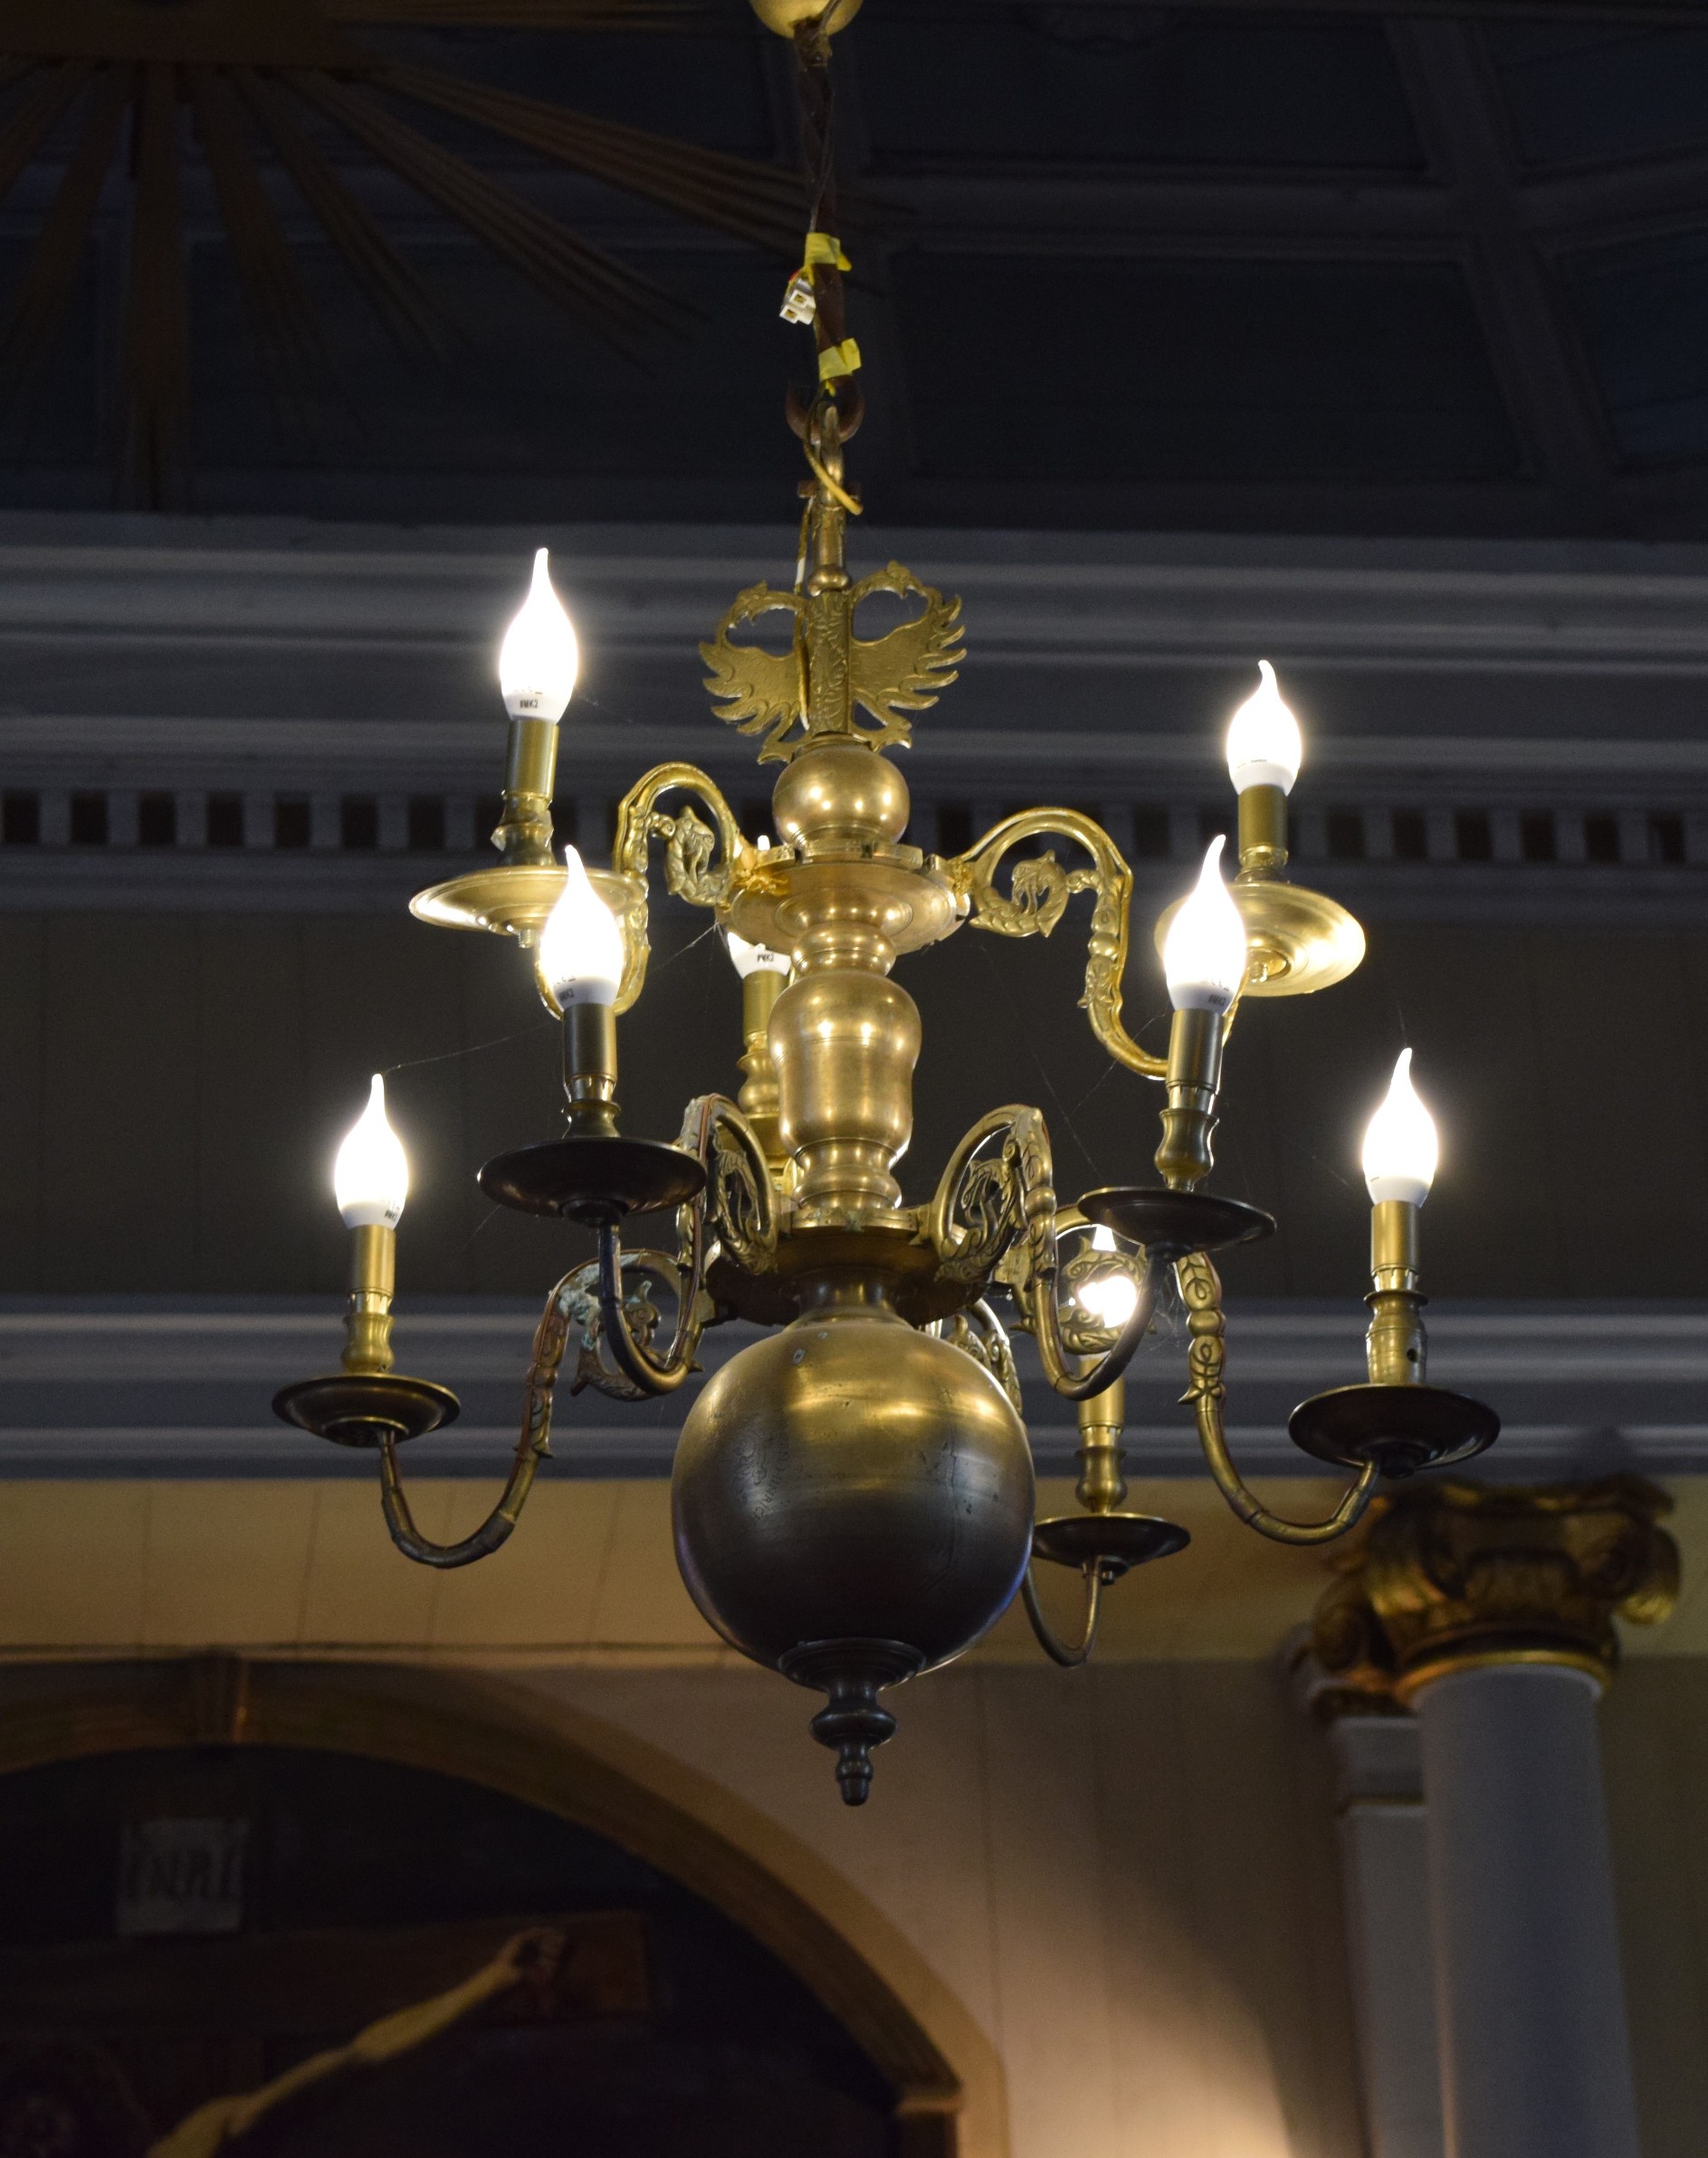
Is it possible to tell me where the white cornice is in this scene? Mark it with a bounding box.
[2,516,1708,674]
[0,1296,1694,1484]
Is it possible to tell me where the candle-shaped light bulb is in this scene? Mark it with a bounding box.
[1361,1049,1438,1207]
[1226,659,1303,795]
[1162,836,1249,1012]
[726,929,789,979]
[539,846,624,1007]
[499,548,579,721]
[1078,1222,1140,1330]
[333,1074,408,1228]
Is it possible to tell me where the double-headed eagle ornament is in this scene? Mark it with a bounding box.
[700,559,965,762]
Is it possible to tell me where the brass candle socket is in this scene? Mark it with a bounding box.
[1367,1197,1427,1386]
[491,715,559,867]
[563,1001,620,1139]
[1154,1005,1225,1192]
[272,1221,460,1449]
[343,1221,396,1375]
[1074,1376,1128,1515]
[1288,1198,1499,1478]
[1236,783,1289,879]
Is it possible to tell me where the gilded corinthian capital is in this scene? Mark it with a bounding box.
[1312,1477,1679,1705]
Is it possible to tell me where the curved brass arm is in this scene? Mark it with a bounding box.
[1176,1249,1378,1545]
[593,762,755,1012]
[950,808,1168,1081]
[928,1102,1159,1401]
[1021,1562,1104,1667]
[377,1266,580,1569]
[594,1093,776,1398]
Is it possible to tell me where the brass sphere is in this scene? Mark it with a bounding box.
[672,1311,1035,1672]
[773,741,910,852]
[749,0,864,35]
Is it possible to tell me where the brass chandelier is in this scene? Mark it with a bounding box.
[276,0,1500,1804]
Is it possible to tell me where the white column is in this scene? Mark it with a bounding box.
[1330,1714,1444,2158]
[1414,1665,1640,2158]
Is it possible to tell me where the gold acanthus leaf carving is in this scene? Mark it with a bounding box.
[701,563,963,763]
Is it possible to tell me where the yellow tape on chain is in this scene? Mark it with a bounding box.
[817,337,862,382]
[803,232,852,272]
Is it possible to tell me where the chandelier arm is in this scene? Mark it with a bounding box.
[591,1091,774,1397]
[591,762,756,1012]
[375,1265,578,1568]
[595,1215,704,1396]
[950,808,1169,1082]
[1020,1561,1103,1668]
[923,1103,1037,1269]
[678,1090,779,1271]
[1028,1253,1161,1402]
[1176,1250,1379,1546]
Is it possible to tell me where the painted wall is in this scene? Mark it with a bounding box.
[511,1657,1366,2158]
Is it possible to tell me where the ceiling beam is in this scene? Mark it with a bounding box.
[1383,18,1617,519]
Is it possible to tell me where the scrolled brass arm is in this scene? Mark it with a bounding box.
[927,1103,1159,1401]
[593,1093,777,1399]
[1177,1248,1377,1545]
[949,808,1168,1082]
[377,1265,581,1569]
[601,763,756,1011]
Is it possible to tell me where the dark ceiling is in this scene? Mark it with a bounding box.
[3,2,1708,536]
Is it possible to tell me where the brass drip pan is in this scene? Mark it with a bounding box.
[1153,876,1365,999]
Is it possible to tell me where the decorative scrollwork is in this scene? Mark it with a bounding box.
[599,763,752,1010]
[926,1105,1047,1290]
[566,1248,691,1405]
[700,561,964,764]
[677,1093,778,1279]
[926,1104,1155,1401]
[950,808,1168,1082]
[1175,1249,1378,1546]
[611,763,749,896]
[931,1298,1024,1416]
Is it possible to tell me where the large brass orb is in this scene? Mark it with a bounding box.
[749,0,864,35]
[673,1312,1034,1799]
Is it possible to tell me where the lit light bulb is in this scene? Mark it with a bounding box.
[499,548,579,721]
[1361,1049,1438,1207]
[726,930,789,979]
[1162,836,1248,1013]
[334,1074,409,1229]
[539,845,625,1007]
[1226,660,1303,795]
[1078,1226,1140,1330]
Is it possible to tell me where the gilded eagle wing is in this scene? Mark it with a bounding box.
[700,583,806,762]
[847,562,965,749]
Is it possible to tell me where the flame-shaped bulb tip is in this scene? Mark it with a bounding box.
[1226,657,1303,796]
[1162,836,1249,1013]
[539,845,625,1007]
[333,1073,410,1229]
[499,546,580,721]
[1361,1048,1439,1207]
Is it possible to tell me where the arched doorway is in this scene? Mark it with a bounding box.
[0,1657,964,2157]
